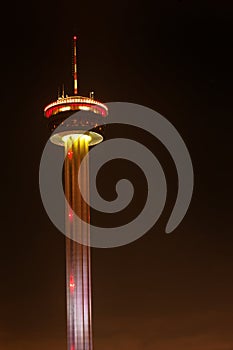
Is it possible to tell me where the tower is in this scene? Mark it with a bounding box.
[43,36,108,350]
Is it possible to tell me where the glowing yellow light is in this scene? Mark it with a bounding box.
[79,106,90,111]
[50,130,103,146]
[62,134,92,143]
[59,106,71,112]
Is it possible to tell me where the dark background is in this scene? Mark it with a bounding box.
[0,1,232,349]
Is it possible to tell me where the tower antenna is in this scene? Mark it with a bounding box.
[73,35,78,95]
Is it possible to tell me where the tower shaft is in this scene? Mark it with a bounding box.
[64,136,93,350]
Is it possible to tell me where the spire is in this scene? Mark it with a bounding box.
[73,35,78,95]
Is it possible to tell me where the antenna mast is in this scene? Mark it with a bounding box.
[73,36,78,95]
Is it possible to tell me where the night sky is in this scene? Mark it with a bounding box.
[1,1,232,349]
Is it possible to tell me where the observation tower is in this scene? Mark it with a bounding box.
[43,36,108,350]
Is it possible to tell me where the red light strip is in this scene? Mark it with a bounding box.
[44,102,108,118]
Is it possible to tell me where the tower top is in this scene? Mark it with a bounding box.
[43,35,108,137]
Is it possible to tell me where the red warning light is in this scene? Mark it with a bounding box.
[73,36,77,40]
[70,275,75,291]
[68,211,73,220]
[67,150,73,160]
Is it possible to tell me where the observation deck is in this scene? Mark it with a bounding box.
[44,95,108,118]
[44,95,108,146]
